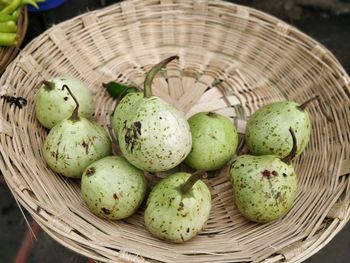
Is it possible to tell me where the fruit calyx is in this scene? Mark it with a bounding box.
[281,127,297,164]
[143,55,179,98]
[62,84,79,121]
[180,171,206,195]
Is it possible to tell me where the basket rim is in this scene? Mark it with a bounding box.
[0,0,350,262]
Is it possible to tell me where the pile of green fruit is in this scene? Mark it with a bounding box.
[0,0,42,46]
[35,56,318,243]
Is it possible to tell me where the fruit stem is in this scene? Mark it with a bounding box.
[42,80,55,91]
[299,96,319,110]
[206,112,217,117]
[62,84,79,121]
[143,55,179,98]
[281,127,297,164]
[180,171,206,194]
[299,95,333,122]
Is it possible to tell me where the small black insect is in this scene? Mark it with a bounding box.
[1,95,27,109]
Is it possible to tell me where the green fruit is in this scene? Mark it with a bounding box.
[230,128,298,223]
[184,112,238,171]
[81,156,147,220]
[117,56,192,172]
[35,77,93,129]
[144,172,211,243]
[245,100,311,158]
[112,92,143,135]
[43,86,111,178]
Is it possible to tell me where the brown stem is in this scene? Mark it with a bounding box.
[144,55,179,98]
[206,112,217,117]
[180,171,206,194]
[299,95,333,122]
[42,80,55,91]
[299,96,319,110]
[281,127,297,164]
[62,85,79,121]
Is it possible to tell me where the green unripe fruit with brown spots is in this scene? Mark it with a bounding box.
[81,156,147,220]
[184,112,238,171]
[144,172,211,243]
[43,86,111,178]
[246,100,312,158]
[35,77,93,129]
[112,92,143,135]
[230,155,297,223]
[116,56,192,172]
[230,128,298,223]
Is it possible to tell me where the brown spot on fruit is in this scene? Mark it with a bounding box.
[113,193,119,200]
[272,170,278,176]
[124,121,142,153]
[101,208,111,215]
[134,121,142,135]
[82,141,89,154]
[55,149,59,161]
[177,202,184,211]
[275,192,284,203]
[180,234,185,242]
[261,170,271,178]
[64,97,68,101]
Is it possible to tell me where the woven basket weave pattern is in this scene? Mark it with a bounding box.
[0,0,349,262]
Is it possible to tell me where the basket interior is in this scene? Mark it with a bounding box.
[0,1,349,262]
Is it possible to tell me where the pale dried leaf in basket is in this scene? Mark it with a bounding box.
[0,0,350,262]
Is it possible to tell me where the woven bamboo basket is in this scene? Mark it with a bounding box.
[0,0,349,262]
[0,7,28,74]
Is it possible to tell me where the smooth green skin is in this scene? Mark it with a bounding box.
[118,96,192,172]
[184,112,238,171]
[35,77,94,129]
[0,14,17,22]
[145,172,211,243]
[0,0,20,14]
[112,92,143,135]
[43,118,111,178]
[230,155,297,223]
[81,156,147,220]
[0,21,17,33]
[246,101,311,158]
[0,32,16,46]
